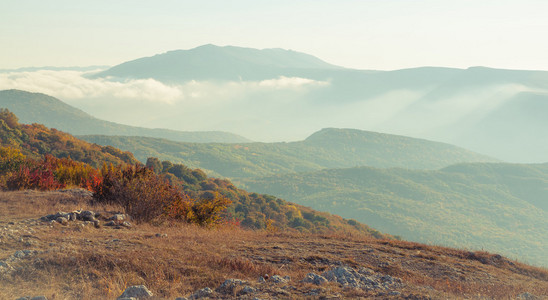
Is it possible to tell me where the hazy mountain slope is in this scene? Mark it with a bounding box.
[86,45,548,162]
[80,128,497,179]
[241,163,548,267]
[0,89,250,143]
[95,44,344,82]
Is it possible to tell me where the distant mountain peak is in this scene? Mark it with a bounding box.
[96,44,343,82]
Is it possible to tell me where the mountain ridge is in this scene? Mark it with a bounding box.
[0,89,251,143]
[80,127,497,179]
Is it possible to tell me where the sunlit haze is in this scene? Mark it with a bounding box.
[2,0,548,71]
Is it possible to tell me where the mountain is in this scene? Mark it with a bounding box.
[86,45,548,162]
[95,44,343,82]
[79,128,497,179]
[241,163,548,267]
[0,89,251,143]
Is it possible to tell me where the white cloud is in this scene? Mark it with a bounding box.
[0,70,329,105]
[0,70,183,104]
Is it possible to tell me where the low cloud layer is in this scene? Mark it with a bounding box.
[0,70,329,105]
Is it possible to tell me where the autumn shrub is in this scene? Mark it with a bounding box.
[92,164,180,222]
[189,192,232,227]
[6,164,65,191]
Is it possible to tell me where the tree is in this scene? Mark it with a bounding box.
[0,109,19,129]
[146,157,163,173]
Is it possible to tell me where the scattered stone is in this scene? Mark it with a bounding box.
[105,221,117,227]
[56,217,68,226]
[118,285,153,299]
[258,276,266,283]
[121,221,132,228]
[110,214,127,221]
[270,275,288,283]
[216,278,247,294]
[518,292,540,300]
[189,287,213,299]
[79,210,96,221]
[321,266,402,291]
[155,233,168,238]
[30,297,48,300]
[239,286,256,295]
[302,272,328,285]
[93,220,101,228]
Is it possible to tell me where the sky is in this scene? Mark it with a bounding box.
[2,0,548,71]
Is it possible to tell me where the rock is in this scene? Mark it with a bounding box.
[12,249,37,259]
[258,276,266,283]
[270,275,287,283]
[105,221,117,226]
[121,221,132,228]
[322,267,361,287]
[68,212,78,221]
[155,233,168,238]
[302,272,328,285]
[93,220,101,228]
[15,297,30,300]
[175,298,188,300]
[518,292,540,300]
[30,297,48,300]
[118,285,153,299]
[189,287,213,299]
[56,217,68,225]
[110,214,126,221]
[216,278,246,294]
[80,210,96,221]
[239,286,256,295]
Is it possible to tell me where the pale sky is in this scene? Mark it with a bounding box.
[2,0,548,71]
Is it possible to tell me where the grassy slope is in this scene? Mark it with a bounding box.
[1,190,547,299]
[241,163,548,267]
[80,128,496,179]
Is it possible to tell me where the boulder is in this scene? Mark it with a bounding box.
[56,217,68,225]
[79,210,96,221]
[190,287,213,299]
[216,278,246,294]
[302,273,328,285]
[118,285,153,299]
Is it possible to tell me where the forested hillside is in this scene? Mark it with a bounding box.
[80,128,496,179]
[241,163,548,267]
[0,110,382,236]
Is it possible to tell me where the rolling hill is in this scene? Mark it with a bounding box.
[0,111,383,236]
[79,128,497,179]
[0,89,250,143]
[240,163,548,267]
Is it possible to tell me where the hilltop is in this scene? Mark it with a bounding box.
[80,128,496,179]
[0,89,250,143]
[95,44,343,82]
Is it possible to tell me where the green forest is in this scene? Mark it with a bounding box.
[241,164,548,266]
[81,128,496,179]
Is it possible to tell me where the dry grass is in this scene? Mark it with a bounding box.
[1,190,547,299]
